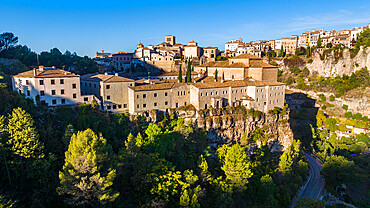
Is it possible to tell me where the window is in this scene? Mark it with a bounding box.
[176,103,179,107]
[201,93,203,96]
[41,100,46,104]
[113,105,117,109]
[257,98,259,101]
[185,102,187,106]
[26,80,29,85]
[154,93,157,97]
[165,101,168,105]
[154,102,157,106]
[211,92,213,95]
[52,90,56,95]
[118,105,122,108]
[124,104,127,108]
[178,91,180,96]
[216,91,218,95]
[51,79,55,85]
[73,93,77,99]
[107,106,111,110]
[165,92,168,96]
[27,90,30,96]
[72,83,76,89]
[143,104,146,108]
[60,79,64,84]
[89,83,91,87]
[94,84,96,88]
[257,89,259,93]
[107,95,111,100]
[137,95,139,99]
[84,97,88,102]
[40,91,45,96]
[61,89,65,95]
[106,85,110,89]
[52,99,57,105]
[143,94,146,98]
[39,80,44,85]
[264,102,267,105]
[61,99,65,104]
[137,104,139,108]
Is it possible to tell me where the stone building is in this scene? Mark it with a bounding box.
[194,53,278,82]
[81,73,135,113]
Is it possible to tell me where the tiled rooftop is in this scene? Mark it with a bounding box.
[14,68,79,78]
[81,73,134,83]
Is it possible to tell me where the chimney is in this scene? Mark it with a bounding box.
[33,68,37,76]
[39,65,44,71]
[101,49,104,53]
[115,73,118,76]
[104,72,108,75]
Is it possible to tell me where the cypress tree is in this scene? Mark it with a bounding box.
[186,60,192,83]
[317,35,322,48]
[58,129,119,207]
[178,65,182,82]
[215,69,218,81]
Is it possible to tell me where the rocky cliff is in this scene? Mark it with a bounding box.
[306,47,370,77]
[171,106,294,151]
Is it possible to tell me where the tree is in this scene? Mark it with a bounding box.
[342,104,348,111]
[355,28,370,50]
[344,111,352,118]
[278,45,284,57]
[218,144,253,189]
[214,69,218,82]
[58,129,119,207]
[0,32,18,51]
[178,65,182,82]
[279,140,300,174]
[256,175,278,207]
[324,118,337,132]
[317,35,322,48]
[321,155,355,188]
[301,67,310,76]
[186,60,192,83]
[62,124,76,150]
[179,189,190,207]
[296,197,324,208]
[7,107,44,159]
[318,94,326,102]
[329,94,335,101]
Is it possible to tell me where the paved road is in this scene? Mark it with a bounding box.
[299,153,325,199]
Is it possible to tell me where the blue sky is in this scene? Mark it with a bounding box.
[1,0,370,57]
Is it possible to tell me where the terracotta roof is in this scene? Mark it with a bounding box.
[229,53,260,59]
[240,95,255,101]
[190,79,283,89]
[249,59,275,68]
[203,46,218,49]
[197,61,247,68]
[156,71,199,76]
[129,82,186,91]
[189,40,196,43]
[81,73,134,83]
[185,45,198,47]
[14,68,79,78]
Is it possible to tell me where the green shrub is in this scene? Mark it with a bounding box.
[318,94,326,102]
[321,105,327,110]
[329,94,335,101]
[352,113,362,120]
[308,59,313,63]
[344,111,352,118]
[362,116,369,122]
[342,104,348,111]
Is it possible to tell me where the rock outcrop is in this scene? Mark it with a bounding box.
[306,47,370,77]
[176,106,294,151]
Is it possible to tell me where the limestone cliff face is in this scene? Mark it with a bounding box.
[306,47,370,77]
[176,107,294,151]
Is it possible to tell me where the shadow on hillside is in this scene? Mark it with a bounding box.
[286,92,319,150]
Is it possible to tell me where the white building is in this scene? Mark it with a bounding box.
[12,66,96,106]
[184,40,203,58]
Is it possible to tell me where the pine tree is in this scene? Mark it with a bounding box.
[219,144,253,189]
[180,189,190,207]
[62,124,76,150]
[198,154,210,181]
[58,129,119,207]
[178,65,183,82]
[214,69,218,81]
[6,107,44,159]
[135,133,143,148]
